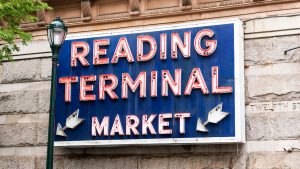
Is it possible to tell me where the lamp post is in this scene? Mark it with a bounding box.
[46,17,67,169]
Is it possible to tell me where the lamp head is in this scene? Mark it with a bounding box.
[47,17,68,48]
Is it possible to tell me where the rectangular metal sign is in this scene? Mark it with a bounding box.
[54,18,245,147]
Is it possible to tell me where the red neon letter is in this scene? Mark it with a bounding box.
[93,39,110,65]
[126,115,140,135]
[80,75,96,101]
[110,114,124,136]
[171,32,191,59]
[160,33,167,60]
[212,66,232,94]
[161,69,181,96]
[194,29,217,56]
[137,35,157,62]
[158,113,172,135]
[174,113,190,134]
[184,68,209,95]
[59,76,78,102]
[92,116,109,136]
[142,114,157,135]
[71,42,90,67]
[99,74,119,100]
[122,72,146,99]
[111,37,134,63]
[151,71,157,97]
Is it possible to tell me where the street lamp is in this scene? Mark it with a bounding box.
[46,17,67,169]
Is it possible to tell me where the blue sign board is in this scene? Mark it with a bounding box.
[54,19,245,146]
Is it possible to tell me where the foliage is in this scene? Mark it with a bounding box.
[0,0,51,62]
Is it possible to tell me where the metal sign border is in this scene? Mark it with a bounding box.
[54,18,245,147]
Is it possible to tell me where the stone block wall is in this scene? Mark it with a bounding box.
[1,11,300,169]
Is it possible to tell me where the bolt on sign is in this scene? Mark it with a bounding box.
[54,18,245,147]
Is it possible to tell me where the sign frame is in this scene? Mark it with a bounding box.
[54,18,245,147]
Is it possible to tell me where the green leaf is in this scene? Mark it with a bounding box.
[0,0,51,62]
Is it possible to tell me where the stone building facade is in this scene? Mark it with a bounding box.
[1,0,300,168]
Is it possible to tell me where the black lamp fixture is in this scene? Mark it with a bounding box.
[46,17,67,169]
[47,17,68,48]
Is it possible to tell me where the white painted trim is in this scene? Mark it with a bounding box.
[55,18,245,147]
[234,19,246,143]
[55,137,239,147]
